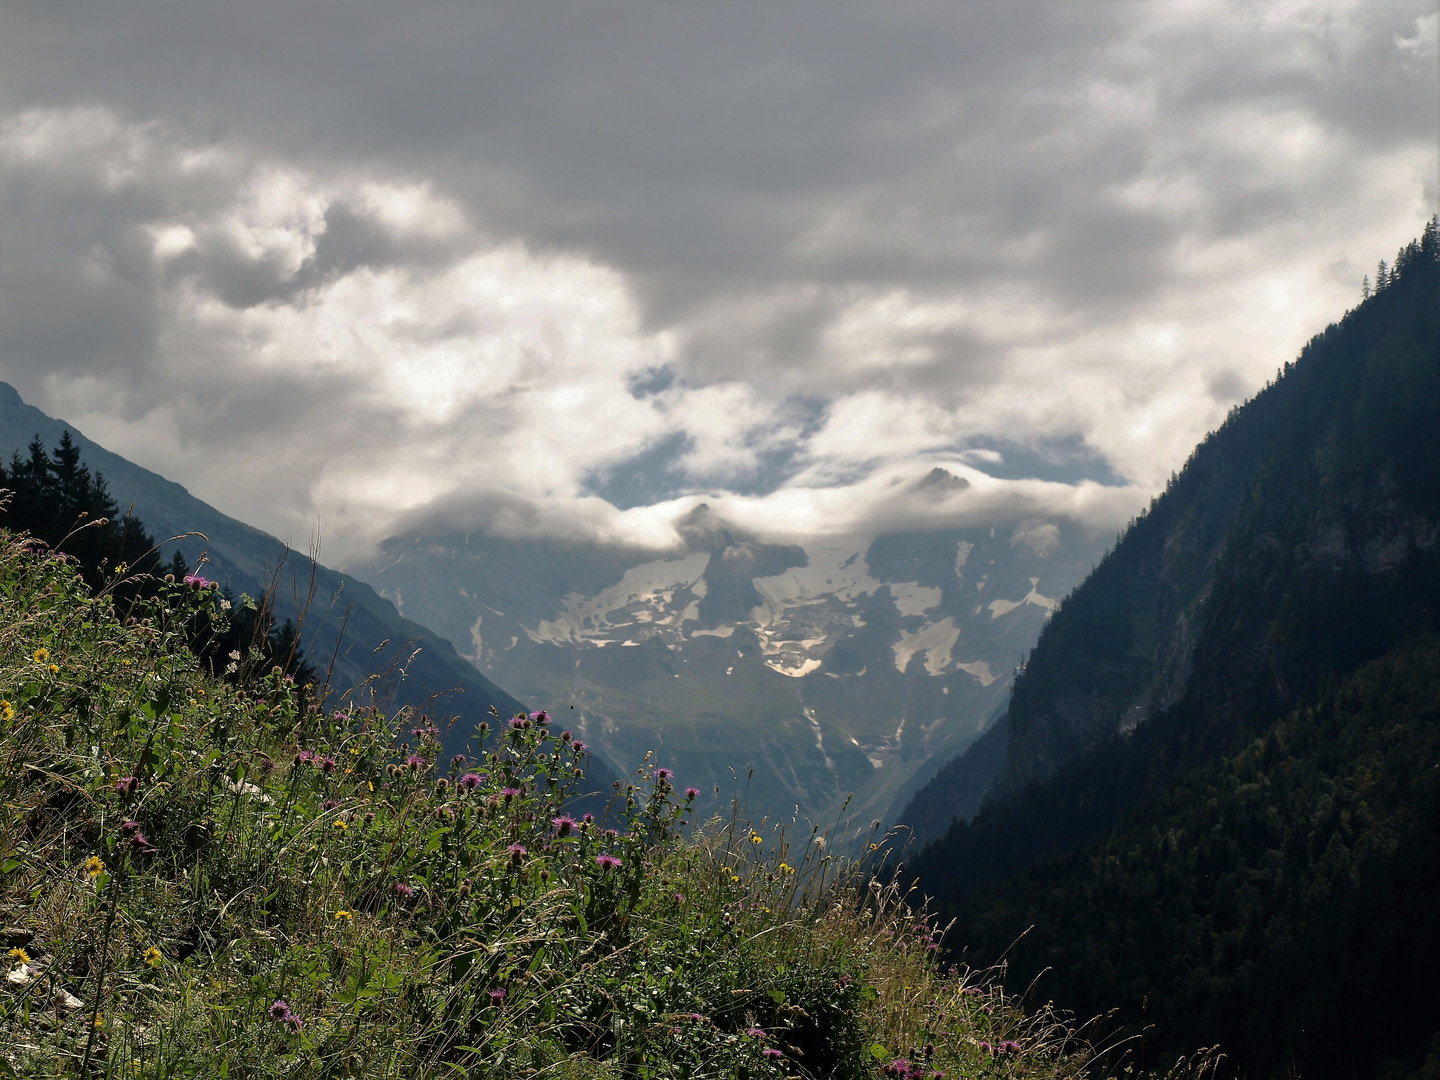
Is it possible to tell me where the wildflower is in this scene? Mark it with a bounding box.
[581,813,595,826]
[509,716,528,731]
[48,663,58,673]
[114,776,139,797]
[763,1048,784,1059]
[334,909,352,921]
[392,881,415,898]
[551,814,577,837]
[749,832,762,845]
[268,1000,292,1020]
[143,947,163,967]
[182,574,212,589]
[595,853,622,871]
[529,710,549,725]
[655,767,672,781]
[321,798,340,811]
[507,843,527,865]
[85,855,105,878]
[488,987,507,1003]
[560,730,572,742]
[332,819,348,830]
[689,1013,704,1022]
[500,787,520,802]
[685,786,699,800]
[32,647,49,663]
[457,772,484,792]
[8,948,30,966]
[0,701,12,721]
[319,755,338,774]
[745,1027,767,1038]
[93,1013,105,1029]
[996,1040,1021,1055]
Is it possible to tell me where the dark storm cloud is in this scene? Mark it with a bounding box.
[0,1,1433,557]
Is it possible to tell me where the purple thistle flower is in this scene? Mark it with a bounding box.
[529,710,550,725]
[319,755,337,774]
[763,1048,784,1059]
[551,814,577,837]
[595,853,622,871]
[582,813,595,825]
[500,786,521,801]
[458,772,484,791]
[450,755,467,768]
[689,1013,704,1022]
[268,1000,292,1020]
[404,754,425,771]
[509,716,528,730]
[114,776,139,796]
[487,987,507,1003]
[286,1013,304,1031]
[655,767,672,781]
[560,730,572,742]
[572,740,588,753]
[507,843,527,864]
[392,881,415,898]
[685,787,700,800]
[121,819,141,833]
[745,1027,768,1038]
[182,574,212,589]
[321,799,340,811]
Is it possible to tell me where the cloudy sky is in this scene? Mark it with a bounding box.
[0,1,1435,563]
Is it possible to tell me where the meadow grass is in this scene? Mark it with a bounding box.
[0,532,1212,1078]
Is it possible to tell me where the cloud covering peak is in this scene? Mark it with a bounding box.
[0,1,1433,561]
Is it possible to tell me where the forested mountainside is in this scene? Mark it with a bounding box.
[0,389,540,771]
[906,222,1440,1079]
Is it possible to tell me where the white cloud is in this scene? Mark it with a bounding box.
[0,0,1433,565]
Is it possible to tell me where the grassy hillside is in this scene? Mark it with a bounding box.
[0,534,1175,1079]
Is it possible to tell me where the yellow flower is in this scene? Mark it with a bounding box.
[0,701,14,721]
[85,855,106,879]
[778,862,795,875]
[48,664,58,674]
[143,947,163,967]
[332,819,348,830]
[749,832,762,844]
[93,1013,105,1029]
[121,659,132,666]
[334,909,352,921]
[32,648,49,663]
[8,947,30,966]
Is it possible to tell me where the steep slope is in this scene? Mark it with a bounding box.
[907,224,1440,1077]
[0,385,536,765]
[355,502,1108,826]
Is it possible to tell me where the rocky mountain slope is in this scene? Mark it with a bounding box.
[354,502,1107,826]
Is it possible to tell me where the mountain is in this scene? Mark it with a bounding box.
[906,222,1440,1078]
[0,384,541,769]
[352,501,1108,827]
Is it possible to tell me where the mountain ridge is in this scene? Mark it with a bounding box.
[0,385,550,771]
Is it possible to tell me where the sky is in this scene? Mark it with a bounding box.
[0,0,1435,564]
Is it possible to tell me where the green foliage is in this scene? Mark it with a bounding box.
[949,635,1440,1080]
[0,536,1137,1079]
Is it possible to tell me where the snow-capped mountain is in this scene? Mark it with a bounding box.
[353,498,1107,826]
